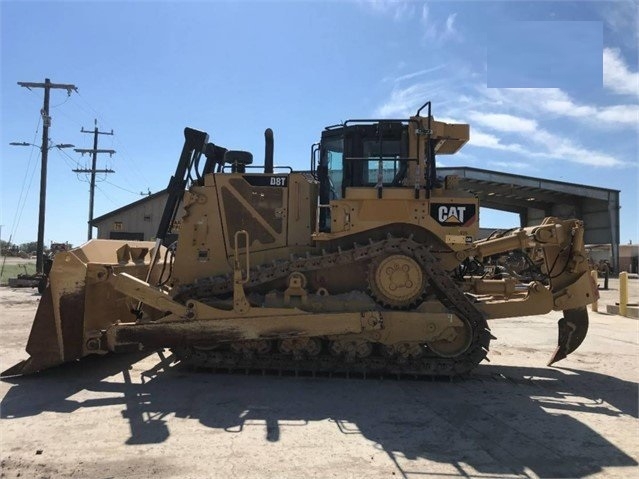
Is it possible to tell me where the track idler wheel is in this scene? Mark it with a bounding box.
[548,307,589,366]
[426,319,473,358]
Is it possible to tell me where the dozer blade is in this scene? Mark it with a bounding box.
[1,361,30,378]
[547,306,589,366]
[1,239,164,377]
[2,288,63,376]
[1,285,84,377]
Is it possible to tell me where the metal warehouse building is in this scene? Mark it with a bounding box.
[90,167,621,271]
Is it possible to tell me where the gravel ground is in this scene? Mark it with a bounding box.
[0,279,637,479]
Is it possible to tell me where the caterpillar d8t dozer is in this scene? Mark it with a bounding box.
[3,102,598,378]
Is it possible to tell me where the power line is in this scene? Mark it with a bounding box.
[50,95,71,109]
[109,135,152,185]
[13,151,40,244]
[64,89,157,202]
[71,92,152,186]
[73,120,115,240]
[94,183,118,206]
[74,90,106,121]
[53,144,81,170]
[103,179,151,196]
[9,117,41,243]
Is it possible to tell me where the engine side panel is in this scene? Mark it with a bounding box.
[172,172,318,288]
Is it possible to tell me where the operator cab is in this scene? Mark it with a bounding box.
[314,103,470,232]
[316,119,432,232]
[318,121,414,202]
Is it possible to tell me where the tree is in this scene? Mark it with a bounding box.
[0,239,16,255]
[19,241,38,253]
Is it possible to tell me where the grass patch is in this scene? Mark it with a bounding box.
[0,262,37,286]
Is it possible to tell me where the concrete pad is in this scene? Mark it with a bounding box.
[606,304,639,319]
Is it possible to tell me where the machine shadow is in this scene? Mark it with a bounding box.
[2,354,637,478]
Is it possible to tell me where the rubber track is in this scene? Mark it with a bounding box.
[172,237,492,377]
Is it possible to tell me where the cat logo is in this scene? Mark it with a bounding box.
[438,206,466,224]
[430,203,477,227]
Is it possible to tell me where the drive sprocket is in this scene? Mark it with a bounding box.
[367,253,428,309]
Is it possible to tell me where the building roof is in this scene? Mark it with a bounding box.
[437,166,619,214]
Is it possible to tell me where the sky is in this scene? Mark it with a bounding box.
[1,0,638,248]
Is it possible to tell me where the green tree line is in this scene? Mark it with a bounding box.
[1,240,39,255]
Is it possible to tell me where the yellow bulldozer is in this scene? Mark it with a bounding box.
[2,102,598,378]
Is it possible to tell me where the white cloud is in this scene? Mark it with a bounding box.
[421,3,429,22]
[375,81,449,117]
[436,116,463,124]
[597,104,639,124]
[470,129,533,156]
[445,13,457,36]
[394,2,415,21]
[537,90,597,117]
[392,64,447,83]
[421,4,437,39]
[486,88,638,127]
[377,86,421,117]
[375,51,634,169]
[541,94,637,127]
[470,123,624,168]
[468,112,537,133]
[363,0,416,22]
[489,161,534,171]
[603,47,639,97]
[533,129,624,167]
[420,6,460,42]
[378,88,627,167]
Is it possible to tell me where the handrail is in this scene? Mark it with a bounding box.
[221,164,293,173]
[233,230,250,285]
[324,118,419,130]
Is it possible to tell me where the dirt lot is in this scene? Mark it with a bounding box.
[1,280,637,479]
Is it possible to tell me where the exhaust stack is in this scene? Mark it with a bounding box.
[264,128,274,174]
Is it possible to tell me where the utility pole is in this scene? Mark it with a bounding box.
[73,119,115,240]
[18,78,77,273]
